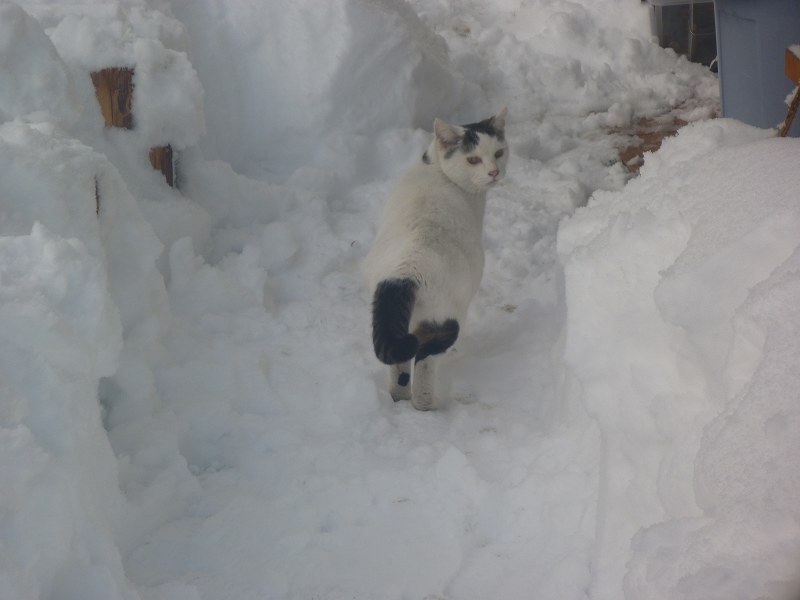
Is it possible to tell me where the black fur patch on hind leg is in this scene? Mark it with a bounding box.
[414,319,459,362]
[397,372,410,387]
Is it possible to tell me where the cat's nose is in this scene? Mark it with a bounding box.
[488,168,500,178]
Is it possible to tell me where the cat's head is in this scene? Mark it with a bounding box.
[426,108,508,194]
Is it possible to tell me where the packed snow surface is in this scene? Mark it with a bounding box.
[1,0,798,599]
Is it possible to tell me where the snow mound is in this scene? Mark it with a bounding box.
[169,0,467,176]
[0,119,141,598]
[557,119,800,599]
[0,2,78,126]
[6,0,795,599]
[41,2,204,150]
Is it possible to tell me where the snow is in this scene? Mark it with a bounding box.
[0,0,798,599]
[558,121,800,599]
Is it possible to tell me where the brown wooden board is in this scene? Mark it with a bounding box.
[786,47,800,83]
[90,67,134,129]
[610,115,687,174]
[91,67,176,186]
[780,47,800,136]
[149,145,174,188]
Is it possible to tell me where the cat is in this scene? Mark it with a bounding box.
[363,108,508,410]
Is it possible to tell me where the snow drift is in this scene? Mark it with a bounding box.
[168,0,467,177]
[1,0,797,599]
[558,120,800,599]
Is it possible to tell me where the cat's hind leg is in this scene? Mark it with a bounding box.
[410,318,459,411]
[389,361,413,402]
[411,355,438,411]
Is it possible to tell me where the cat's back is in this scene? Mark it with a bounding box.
[364,160,484,293]
[380,161,474,234]
[388,161,452,210]
[364,163,442,283]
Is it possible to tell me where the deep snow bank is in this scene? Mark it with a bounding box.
[167,0,469,177]
[0,2,162,596]
[0,122,128,600]
[0,0,756,598]
[0,1,191,597]
[557,120,800,599]
[409,0,716,126]
[0,0,471,596]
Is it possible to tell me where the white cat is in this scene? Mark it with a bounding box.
[364,109,508,410]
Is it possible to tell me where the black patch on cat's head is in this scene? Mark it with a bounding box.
[460,128,480,153]
[435,113,506,160]
[461,117,505,152]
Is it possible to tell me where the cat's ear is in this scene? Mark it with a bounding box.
[434,118,463,151]
[490,107,508,132]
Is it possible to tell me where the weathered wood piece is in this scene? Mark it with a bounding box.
[149,145,174,188]
[779,47,800,137]
[90,67,176,187]
[90,67,134,129]
[785,46,800,84]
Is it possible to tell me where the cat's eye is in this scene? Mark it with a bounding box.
[467,156,482,165]
[495,149,505,159]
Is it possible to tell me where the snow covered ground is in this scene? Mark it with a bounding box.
[1,0,798,599]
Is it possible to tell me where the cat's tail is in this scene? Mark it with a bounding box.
[372,278,419,364]
[372,278,461,364]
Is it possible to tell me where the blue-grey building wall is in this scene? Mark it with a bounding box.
[715,0,800,136]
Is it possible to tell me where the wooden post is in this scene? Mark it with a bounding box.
[90,66,176,187]
[779,47,800,137]
[786,47,800,84]
[779,89,800,137]
[90,67,134,129]
[149,145,174,188]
